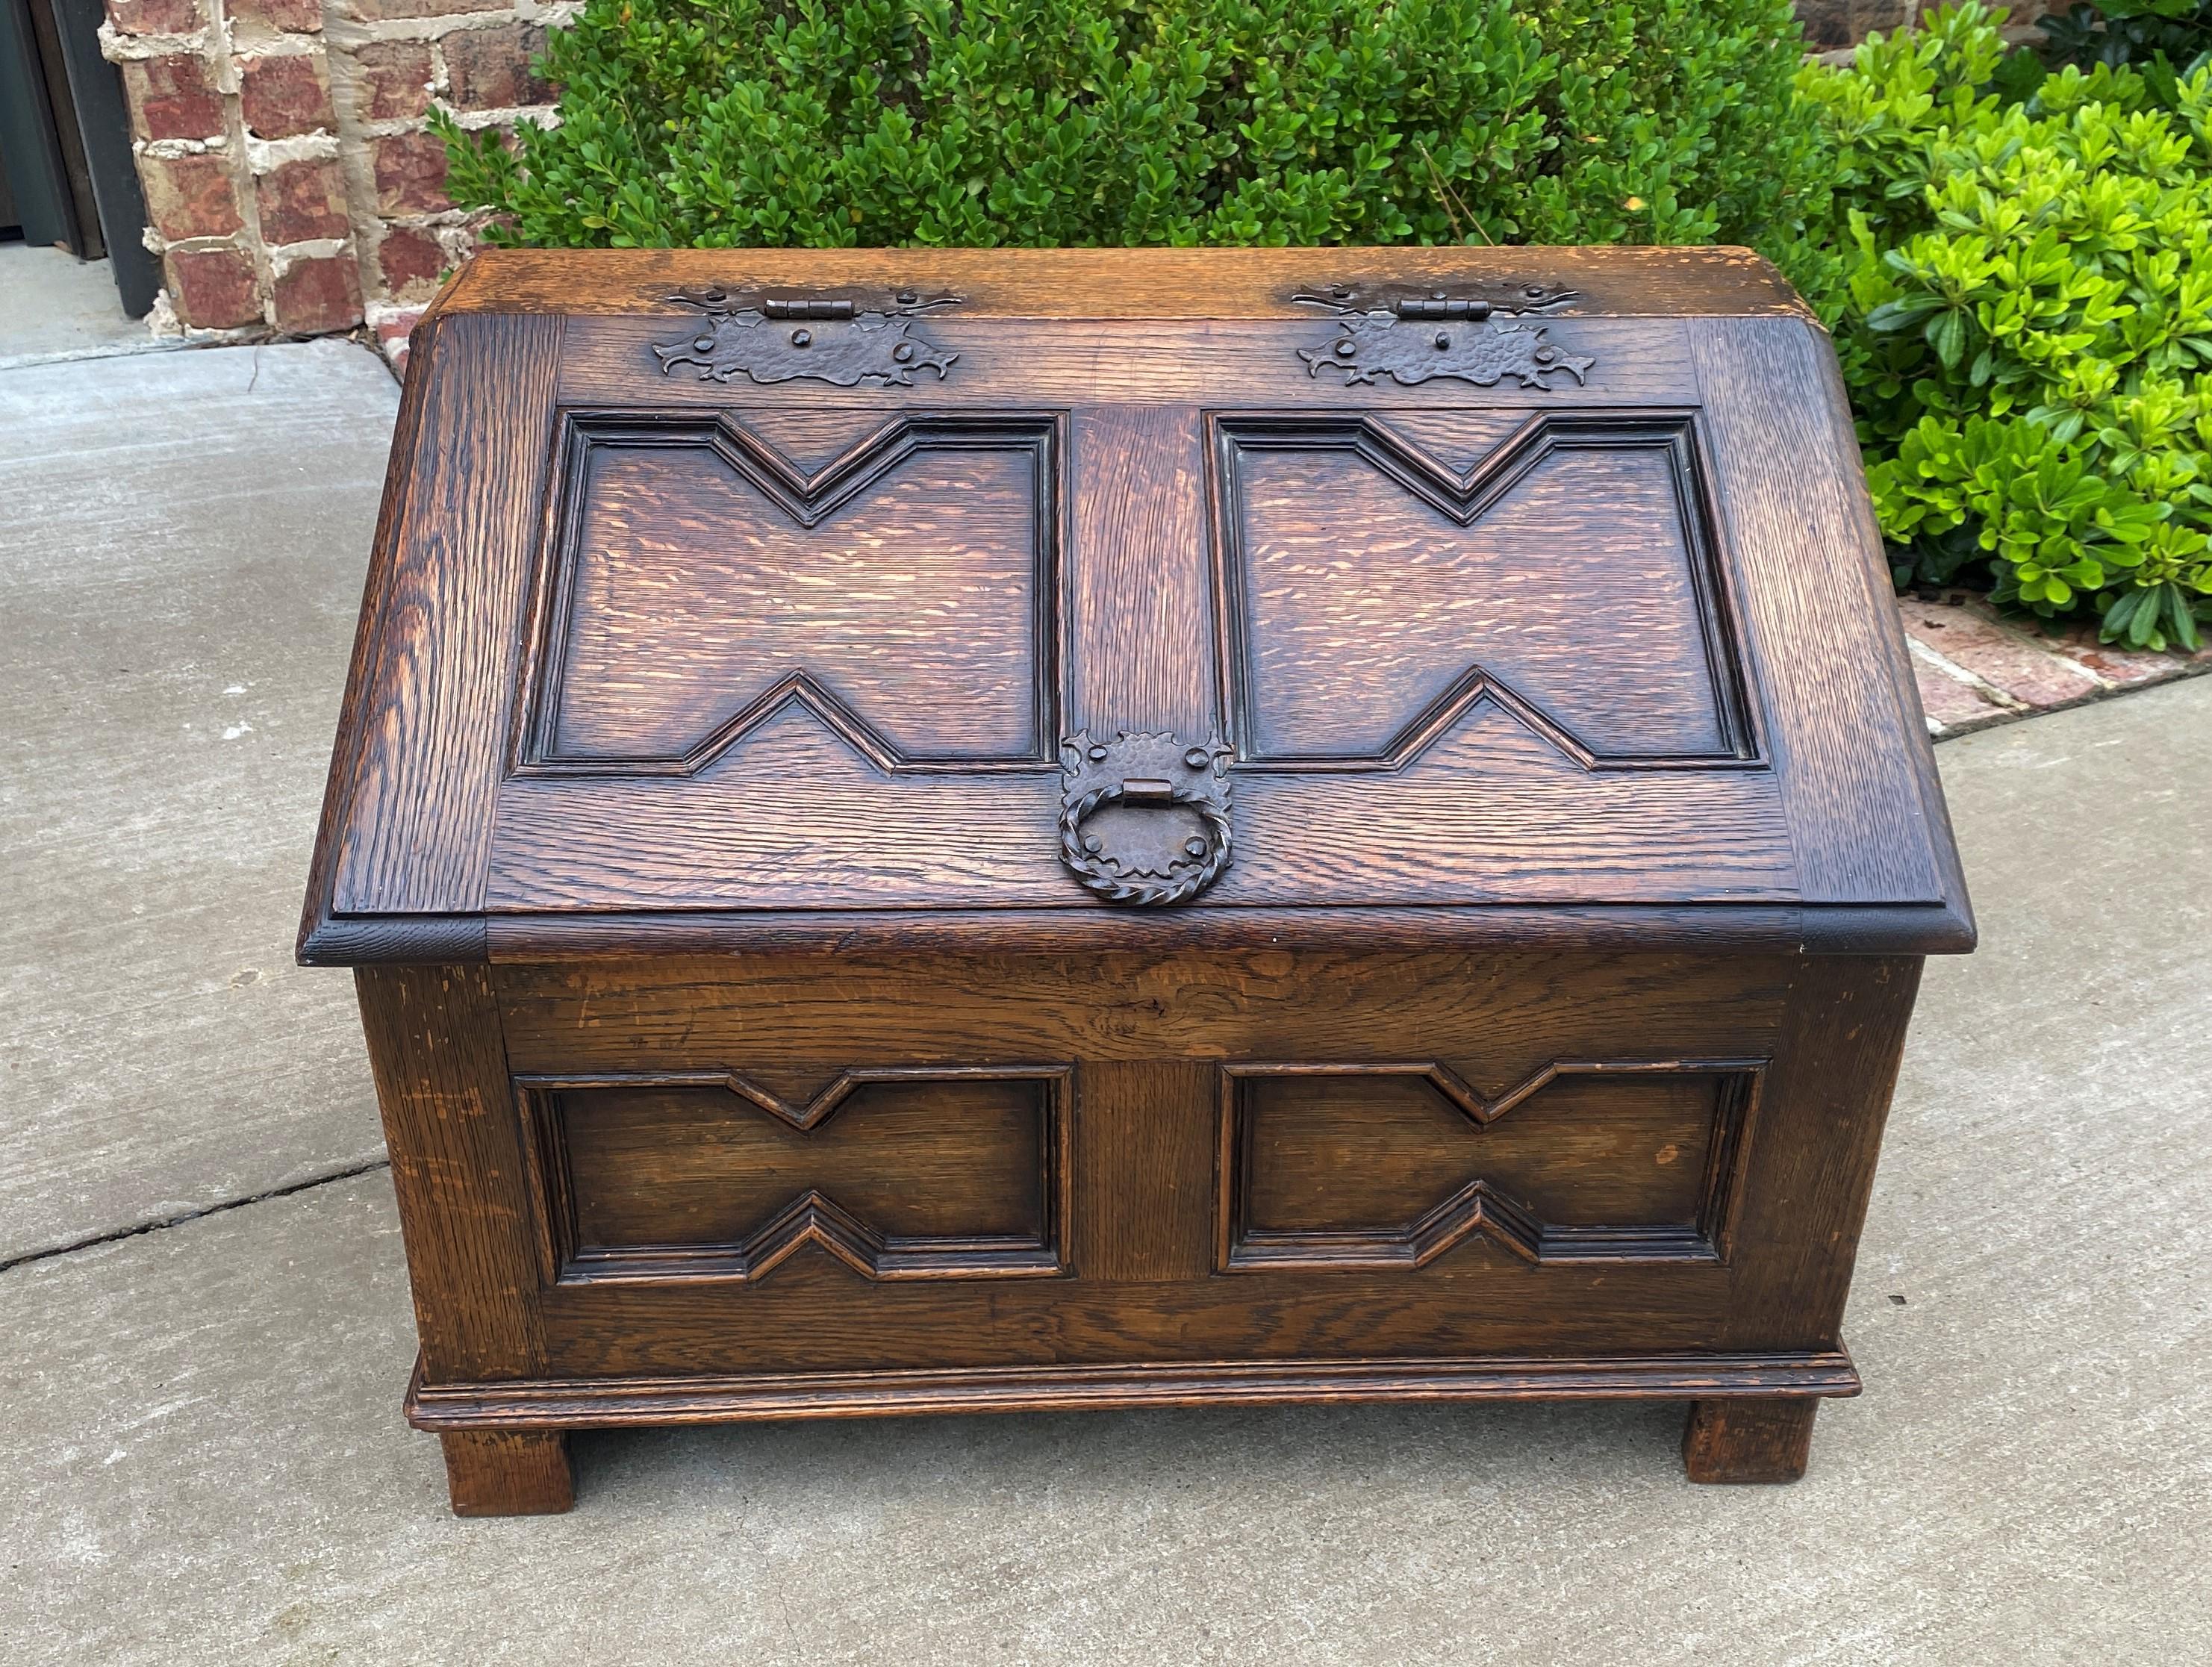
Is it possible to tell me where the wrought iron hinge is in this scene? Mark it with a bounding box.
[1291,280,1595,391]
[653,287,965,388]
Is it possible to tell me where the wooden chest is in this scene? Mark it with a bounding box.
[301,247,1972,1515]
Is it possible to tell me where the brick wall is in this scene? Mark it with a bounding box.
[98,0,574,342]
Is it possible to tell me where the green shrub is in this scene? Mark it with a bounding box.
[438,0,1828,265]
[1801,2,2212,649]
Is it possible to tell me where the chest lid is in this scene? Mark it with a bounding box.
[300,248,1971,964]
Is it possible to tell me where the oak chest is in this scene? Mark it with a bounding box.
[302,247,1973,1515]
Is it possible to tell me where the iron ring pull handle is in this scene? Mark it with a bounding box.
[1057,730,1233,907]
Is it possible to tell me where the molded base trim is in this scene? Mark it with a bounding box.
[405,1350,1860,1429]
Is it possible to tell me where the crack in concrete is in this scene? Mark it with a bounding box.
[0,1159,392,1277]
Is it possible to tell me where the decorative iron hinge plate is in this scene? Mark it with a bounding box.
[653,287,965,388]
[1291,281,1595,390]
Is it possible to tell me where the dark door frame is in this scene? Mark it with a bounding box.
[1,0,158,318]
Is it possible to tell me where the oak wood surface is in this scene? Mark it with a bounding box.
[408,1353,1859,1430]
[303,257,1969,957]
[1681,1396,1820,1484]
[434,245,1819,320]
[322,311,565,920]
[354,965,546,1383]
[303,249,1972,1508]
[440,1430,574,1515]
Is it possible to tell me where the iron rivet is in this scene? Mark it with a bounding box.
[693,336,714,352]
[1536,346,1555,362]
[791,328,811,347]
[1430,290,1447,300]
[1184,837,1208,859]
[1084,835,1104,854]
[897,289,917,304]
[891,340,915,362]
[1088,744,1108,762]
[1334,338,1356,358]
[1183,747,1209,770]
[1433,331,1451,349]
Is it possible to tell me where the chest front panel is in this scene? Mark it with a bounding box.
[476,949,1910,1380]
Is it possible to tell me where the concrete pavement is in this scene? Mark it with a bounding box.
[0,341,391,1263]
[4,338,2208,1664]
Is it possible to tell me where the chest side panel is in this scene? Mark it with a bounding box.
[328,313,566,917]
[1689,317,1946,903]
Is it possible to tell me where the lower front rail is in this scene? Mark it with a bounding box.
[410,1352,1853,1514]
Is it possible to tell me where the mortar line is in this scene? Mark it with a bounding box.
[0,1157,392,1276]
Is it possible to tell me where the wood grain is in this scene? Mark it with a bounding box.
[302,251,1972,1502]
[408,1352,1858,1430]
[559,317,1691,411]
[328,312,564,916]
[1220,414,1742,763]
[436,245,1817,321]
[354,965,546,1382]
[1067,404,1215,740]
[440,1430,573,1515]
[1681,1396,1819,1484]
[1690,316,1948,905]
[529,414,1053,768]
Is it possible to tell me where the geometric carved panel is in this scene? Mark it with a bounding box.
[1212,413,1759,770]
[517,413,1059,775]
[1216,1059,1762,1271]
[513,1065,1068,1285]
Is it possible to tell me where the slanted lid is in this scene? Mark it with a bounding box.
[300,247,1972,964]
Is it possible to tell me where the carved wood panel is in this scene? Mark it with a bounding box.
[514,1065,1069,1286]
[517,411,1061,775]
[1217,1059,1762,1271]
[1211,411,1757,770]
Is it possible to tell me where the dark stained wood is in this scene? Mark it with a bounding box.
[1217,413,1746,763]
[354,966,546,1384]
[516,1069,1065,1285]
[434,245,1818,320]
[1681,1396,1819,1485]
[440,1430,574,1516]
[525,413,1056,770]
[1068,405,1215,741]
[558,317,1691,414]
[409,1354,1858,1430]
[1689,316,1947,906]
[305,249,1972,1510]
[317,311,566,920]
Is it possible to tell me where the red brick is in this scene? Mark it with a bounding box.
[125,52,224,141]
[347,40,432,122]
[1908,654,2007,735]
[254,156,349,245]
[372,131,450,214]
[238,52,336,138]
[167,246,261,328]
[443,22,553,111]
[2043,618,2204,687]
[226,0,322,31]
[105,0,203,36]
[334,0,501,19]
[1896,596,2103,711]
[374,306,425,375]
[272,253,363,331]
[376,223,444,295]
[140,151,243,241]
